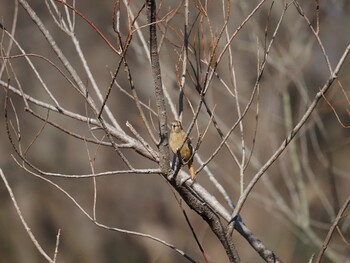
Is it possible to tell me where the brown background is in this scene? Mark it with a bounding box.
[0,1,349,262]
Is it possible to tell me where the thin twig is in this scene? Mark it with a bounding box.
[83,139,98,220]
[53,0,120,54]
[293,1,332,74]
[223,0,245,194]
[126,121,159,161]
[24,109,49,156]
[0,169,55,263]
[2,27,61,108]
[53,229,61,262]
[314,194,350,263]
[0,0,18,77]
[168,184,209,263]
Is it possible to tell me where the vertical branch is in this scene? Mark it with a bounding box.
[222,0,246,194]
[178,0,189,121]
[282,91,309,224]
[147,0,170,175]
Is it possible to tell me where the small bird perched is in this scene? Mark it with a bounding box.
[169,120,195,180]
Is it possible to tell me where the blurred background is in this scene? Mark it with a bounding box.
[0,0,349,262]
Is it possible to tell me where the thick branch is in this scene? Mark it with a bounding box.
[173,177,240,263]
[147,0,170,175]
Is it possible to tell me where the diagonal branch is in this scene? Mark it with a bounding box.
[314,194,350,263]
[0,169,55,263]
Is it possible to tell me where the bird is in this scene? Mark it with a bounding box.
[169,120,195,180]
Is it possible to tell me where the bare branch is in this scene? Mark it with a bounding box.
[314,194,350,263]
[0,169,55,263]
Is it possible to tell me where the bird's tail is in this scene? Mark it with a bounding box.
[188,159,195,180]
